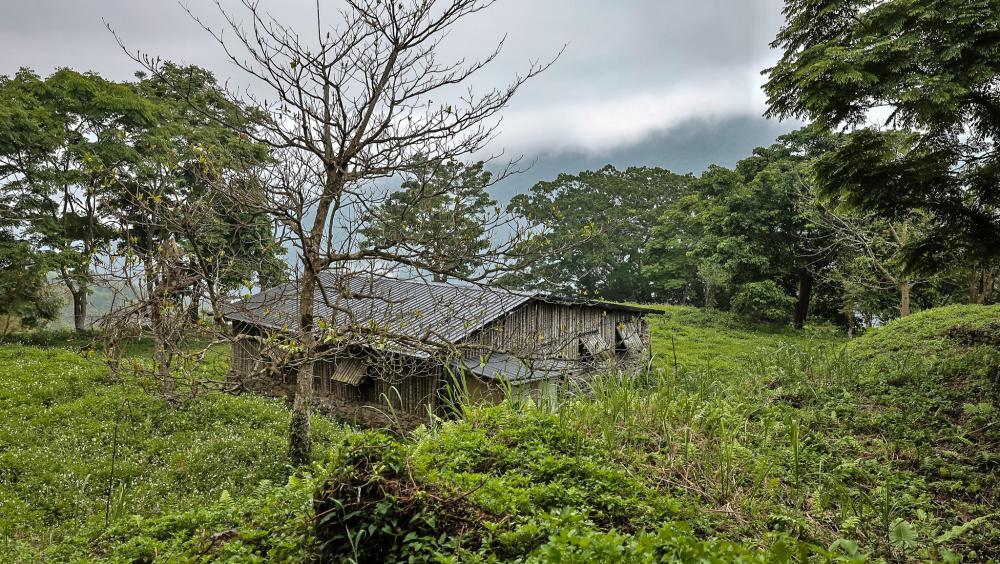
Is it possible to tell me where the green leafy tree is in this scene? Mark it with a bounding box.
[0,228,61,335]
[644,166,742,305]
[646,129,840,327]
[508,165,692,302]
[362,158,496,282]
[109,64,279,391]
[0,69,154,331]
[764,0,1000,291]
[697,259,732,310]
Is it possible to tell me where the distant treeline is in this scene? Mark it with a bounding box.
[504,126,994,331]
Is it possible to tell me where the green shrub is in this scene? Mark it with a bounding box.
[731,280,797,323]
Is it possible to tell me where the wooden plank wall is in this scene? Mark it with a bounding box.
[461,302,647,360]
[314,355,439,416]
[231,337,262,379]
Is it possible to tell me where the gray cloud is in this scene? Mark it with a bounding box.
[490,114,800,202]
[0,0,792,183]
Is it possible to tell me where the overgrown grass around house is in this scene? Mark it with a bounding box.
[1,305,998,561]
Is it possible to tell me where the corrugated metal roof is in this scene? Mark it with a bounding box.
[223,271,533,351]
[454,353,583,384]
[223,271,659,359]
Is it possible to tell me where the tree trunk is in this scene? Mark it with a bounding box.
[289,268,316,467]
[72,286,88,333]
[966,269,994,305]
[793,268,813,330]
[187,288,201,324]
[143,255,173,397]
[899,281,911,317]
[152,321,172,396]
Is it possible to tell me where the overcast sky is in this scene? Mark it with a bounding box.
[0,0,799,198]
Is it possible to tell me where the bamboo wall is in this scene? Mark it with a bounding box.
[231,338,262,378]
[461,302,649,361]
[312,354,440,427]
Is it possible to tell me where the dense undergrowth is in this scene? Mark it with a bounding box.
[1,305,997,562]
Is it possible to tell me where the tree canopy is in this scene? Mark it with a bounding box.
[0,65,283,335]
[508,165,692,302]
[362,158,497,282]
[764,0,1000,274]
[644,129,840,326]
[0,68,154,330]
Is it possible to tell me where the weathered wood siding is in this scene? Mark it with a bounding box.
[312,354,440,427]
[229,321,267,382]
[461,302,649,361]
[231,338,262,379]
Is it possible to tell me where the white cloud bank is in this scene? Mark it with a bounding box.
[496,67,772,156]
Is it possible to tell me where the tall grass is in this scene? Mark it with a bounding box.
[533,339,896,549]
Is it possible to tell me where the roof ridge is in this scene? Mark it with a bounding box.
[340,270,512,291]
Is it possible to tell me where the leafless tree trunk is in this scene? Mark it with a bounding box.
[812,204,924,321]
[289,269,318,462]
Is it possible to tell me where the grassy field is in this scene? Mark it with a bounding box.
[1,305,998,561]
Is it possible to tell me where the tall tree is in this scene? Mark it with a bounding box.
[508,165,692,302]
[644,129,839,327]
[361,158,497,282]
[644,166,740,306]
[764,0,1000,285]
[0,69,154,332]
[124,0,552,464]
[106,63,279,394]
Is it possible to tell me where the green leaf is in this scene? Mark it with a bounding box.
[889,518,918,550]
[935,513,998,545]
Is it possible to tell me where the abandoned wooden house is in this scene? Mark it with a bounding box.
[224,270,658,426]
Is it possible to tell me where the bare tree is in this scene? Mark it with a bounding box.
[115,0,556,463]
